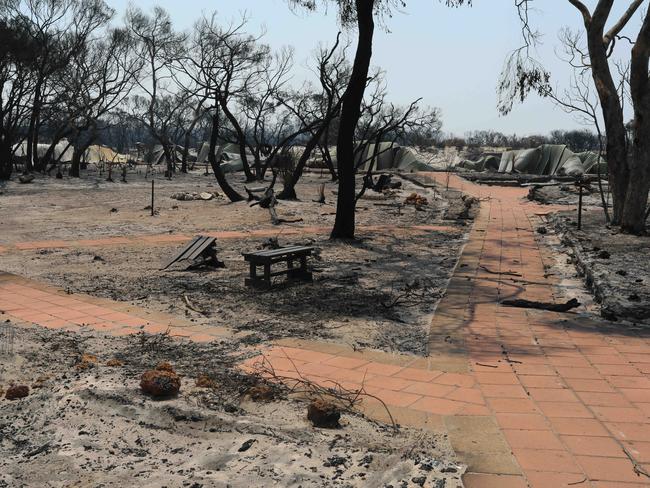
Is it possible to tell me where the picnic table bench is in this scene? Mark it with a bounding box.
[243,245,314,289]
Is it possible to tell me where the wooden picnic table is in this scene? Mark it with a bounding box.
[243,245,314,289]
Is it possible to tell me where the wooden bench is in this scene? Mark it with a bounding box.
[243,246,314,289]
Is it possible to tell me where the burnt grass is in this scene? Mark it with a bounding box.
[3,182,472,356]
[36,229,464,355]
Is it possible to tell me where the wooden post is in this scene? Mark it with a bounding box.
[577,181,583,230]
[151,180,155,216]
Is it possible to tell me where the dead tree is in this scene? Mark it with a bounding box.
[126,6,187,179]
[353,80,442,202]
[59,28,141,177]
[240,47,295,178]
[0,14,37,180]
[508,0,650,234]
[290,0,469,239]
[183,14,268,183]
[273,33,350,199]
[532,28,614,223]
[176,13,270,199]
[7,0,112,173]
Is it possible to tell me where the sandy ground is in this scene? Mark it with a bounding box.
[0,167,459,242]
[0,170,473,356]
[0,323,463,488]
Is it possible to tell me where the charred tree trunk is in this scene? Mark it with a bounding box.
[218,98,255,182]
[162,143,174,179]
[277,179,298,200]
[25,79,44,174]
[330,0,375,239]
[319,142,338,181]
[71,124,98,178]
[181,135,190,173]
[70,137,94,178]
[622,11,650,234]
[278,125,330,200]
[0,141,13,180]
[208,110,244,202]
[70,147,83,178]
[585,7,630,226]
[181,116,201,173]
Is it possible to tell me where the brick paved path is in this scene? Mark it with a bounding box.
[0,273,230,341]
[2,174,650,487]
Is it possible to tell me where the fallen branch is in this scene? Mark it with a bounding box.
[183,294,207,316]
[475,362,498,368]
[24,442,52,458]
[244,186,261,202]
[250,352,397,431]
[479,265,522,277]
[268,205,303,225]
[623,446,650,479]
[500,298,580,313]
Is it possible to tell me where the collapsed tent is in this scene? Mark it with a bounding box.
[497,145,601,177]
[576,151,608,175]
[196,142,254,173]
[147,145,184,166]
[458,144,608,176]
[354,142,433,172]
[458,154,500,172]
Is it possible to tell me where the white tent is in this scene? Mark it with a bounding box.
[13,139,73,163]
[83,145,129,163]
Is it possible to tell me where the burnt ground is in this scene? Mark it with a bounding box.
[0,323,463,488]
[0,170,474,356]
[550,210,650,324]
[0,168,473,486]
[526,180,609,208]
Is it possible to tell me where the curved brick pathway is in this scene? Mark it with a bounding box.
[242,174,650,488]
[2,174,650,487]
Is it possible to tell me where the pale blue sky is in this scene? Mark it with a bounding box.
[108,0,639,136]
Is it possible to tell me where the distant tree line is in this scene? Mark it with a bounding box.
[437,129,601,153]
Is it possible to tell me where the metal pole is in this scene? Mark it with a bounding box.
[151,180,155,216]
[578,183,583,230]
